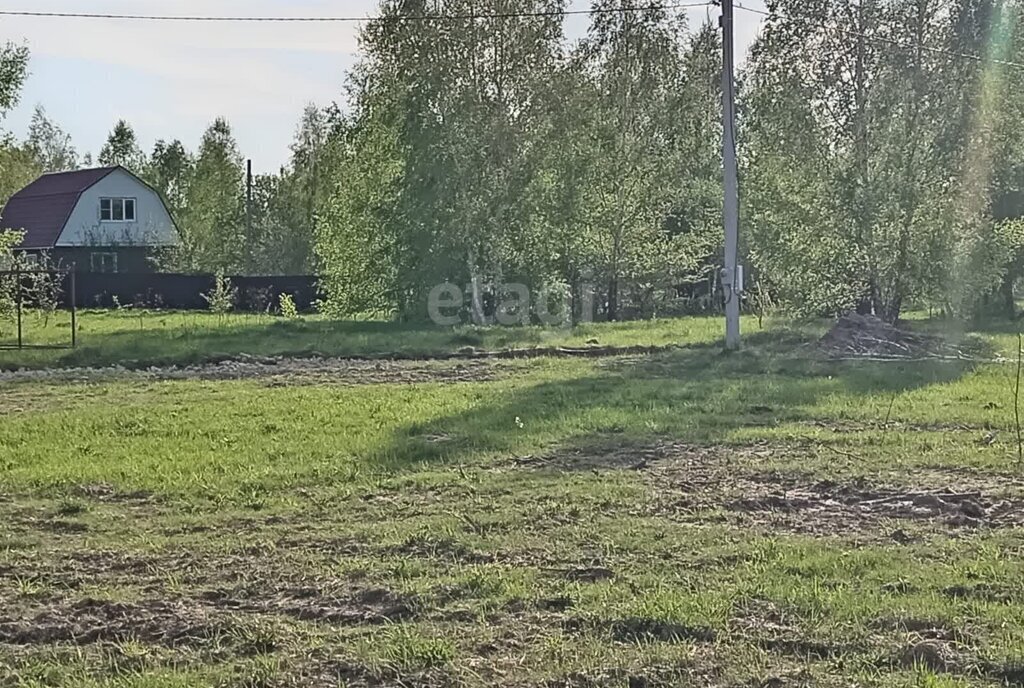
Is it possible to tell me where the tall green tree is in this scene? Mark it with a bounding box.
[177,118,245,273]
[144,139,194,224]
[98,119,145,171]
[317,1,723,322]
[254,105,338,275]
[318,0,570,318]
[974,1,1024,314]
[742,0,1003,321]
[0,42,28,117]
[26,105,78,173]
[572,2,717,320]
[0,42,35,208]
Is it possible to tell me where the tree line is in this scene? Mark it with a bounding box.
[3,0,1024,324]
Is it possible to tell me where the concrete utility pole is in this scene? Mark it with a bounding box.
[721,0,742,350]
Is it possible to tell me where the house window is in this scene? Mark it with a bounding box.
[100,198,136,222]
[90,252,118,274]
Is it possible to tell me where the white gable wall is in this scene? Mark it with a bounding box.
[56,169,179,247]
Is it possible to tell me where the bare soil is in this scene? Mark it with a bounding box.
[516,440,1024,539]
[0,356,500,389]
[649,445,1024,537]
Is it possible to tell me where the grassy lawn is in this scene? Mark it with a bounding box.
[1,315,1023,686]
[0,309,742,370]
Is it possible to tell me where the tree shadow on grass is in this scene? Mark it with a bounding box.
[4,317,494,370]
[382,327,987,469]
[8,313,679,370]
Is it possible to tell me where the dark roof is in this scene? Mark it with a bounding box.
[0,167,119,249]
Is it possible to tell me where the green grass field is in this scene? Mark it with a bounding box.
[0,309,729,370]
[1,313,1023,686]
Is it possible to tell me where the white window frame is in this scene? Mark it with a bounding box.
[90,252,118,274]
[100,197,137,223]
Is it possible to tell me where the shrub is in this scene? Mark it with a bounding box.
[278,293,299,320]
[24,253,62,327]
[0,231,25,329]
[202,272,237,316]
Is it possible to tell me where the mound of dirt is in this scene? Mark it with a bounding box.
[818,314,960,359]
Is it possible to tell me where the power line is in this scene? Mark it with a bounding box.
[734,2,1024,71]
[0,3,714,23]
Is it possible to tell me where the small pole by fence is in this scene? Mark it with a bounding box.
[15,266,22,349]
[70,266,78,349]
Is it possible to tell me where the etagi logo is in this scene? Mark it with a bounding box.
[427,281,596,327]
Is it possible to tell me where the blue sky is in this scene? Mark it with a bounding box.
[0,0,765,174]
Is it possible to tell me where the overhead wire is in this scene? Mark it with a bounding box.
[5,1,1014,71]
[0,3,715,23]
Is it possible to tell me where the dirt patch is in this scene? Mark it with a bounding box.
[731,599,855,662]
[817,314,978,359]
[510,439,788,473]
[897,639,961,672]
[565,567,615,583]
[72,483,157,503]
[757,637,852,660]
[0,344,675,383]
[990,663,1024,686]
[0,597,227,648]
[543,664,715,688]
[387,534,497,565]
[513,440,1024,537]
[0,356,500,387]
[800,418,997,434]
[592,442,1024,537]
[871,616,969,643]
[608,618,717,644]
[199,583,416,625]
[295,657,457,688]
[724,481,1024,533]
[0,582,417,651]
[563,616,716,645]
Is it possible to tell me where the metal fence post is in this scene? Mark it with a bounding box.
[15,267,22,349]
[70,266,77,349]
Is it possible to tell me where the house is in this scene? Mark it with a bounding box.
[0,166,179,273]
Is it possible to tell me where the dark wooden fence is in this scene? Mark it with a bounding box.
[60,273,319,312]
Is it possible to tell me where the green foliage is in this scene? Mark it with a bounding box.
[278,293,299,320]
[174,119,246,273]
[144,138,194,224]
[0,230,23,323]
[0,229,20,260]
[98,119,145,172]
[0,141,39,210]
[0,43,37,210]
[26,105,77,173]
[132,110,332,277]
[23,253,63,326]
[315,1,722,323]
[6,3,1024,324]
[0,41,28,115]
[201,272,237,315]
[742,0,1024,321]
